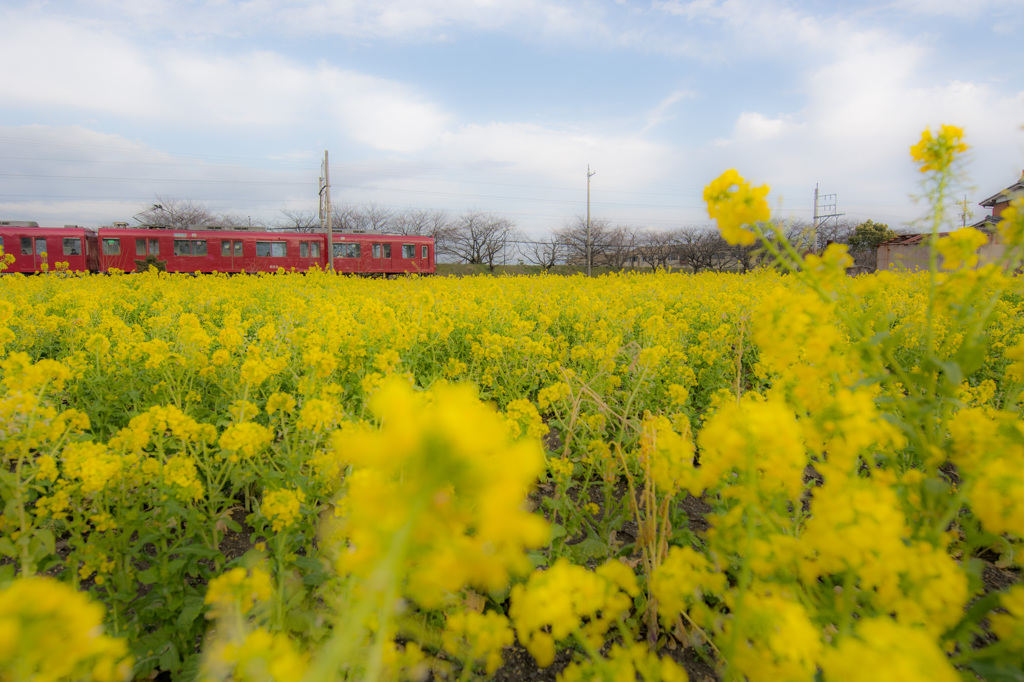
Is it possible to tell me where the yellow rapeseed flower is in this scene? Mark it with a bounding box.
[703,169,770,246]
[909,124,968,173]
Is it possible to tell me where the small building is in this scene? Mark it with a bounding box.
[876,171,1023,272]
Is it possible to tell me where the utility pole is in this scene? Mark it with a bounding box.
[813,184,819,233]
[320,151,334,271]
[812,183,842,252]
[587,165,595,277]
[959,195,973,228]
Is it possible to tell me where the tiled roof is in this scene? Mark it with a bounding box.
[878,233,949,246]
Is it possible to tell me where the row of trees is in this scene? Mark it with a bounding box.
[125,197,897,273]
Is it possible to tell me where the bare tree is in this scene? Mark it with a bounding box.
[633,229,675,269]
[603,225,641,270]
[277,209,321,233]
[391,209,429,235]
[391,208,458,255]
[134,197,213,229]
[331,204,369,233]
[362,203,394,233]
[672,227,725,273]
[554,216,614,269]
[445,211,517,272]
[215,213,265,229]
[519,235,565,270]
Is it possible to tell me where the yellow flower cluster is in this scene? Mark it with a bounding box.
[201,627,308,682]
[509,558,638,667]
[703,169,770,246]
[441,609,514,675]
[260,488,306,532]
[0,577,132,681]
[909,124,968,173]
[558,642,688,682]
[820,617,957,681]
[324,379,549,607]
[203,566,274,618]
[936,227,988,270]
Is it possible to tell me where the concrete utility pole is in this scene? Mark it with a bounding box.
[320,151,334,271]
[587,165,595,277]
[959,195,973,228]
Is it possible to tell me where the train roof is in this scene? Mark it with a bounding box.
[96,226,433,240]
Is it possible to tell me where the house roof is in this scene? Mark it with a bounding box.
[878,233,949,247]
[971,215,1001,230]
[980,171,1024,207]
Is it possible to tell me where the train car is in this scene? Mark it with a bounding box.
[94,227,436,275]
[96,228,320,274]
[0,224,97,274]
[331,233,436,275]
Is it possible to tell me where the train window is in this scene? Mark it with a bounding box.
[300,242,308,258]
[102,238,121,255]
[21,237,32,255]
[372,244,381,258]
[221,240,243,257]
[173,239,206,256]
[63,238,82,256]
[310,242,320,258]
[332,243,360,258]
[402,244,415,259]
[383,243,391,258]
[136,239,147,256]
[256,241,287,257]
[149,239,159,255]
[422,245,428,259]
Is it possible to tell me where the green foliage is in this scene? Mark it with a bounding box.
[848,219,896,251]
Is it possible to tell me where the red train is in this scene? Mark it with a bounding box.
[0,223,435,276]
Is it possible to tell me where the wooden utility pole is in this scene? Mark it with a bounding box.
[587,165,595,277]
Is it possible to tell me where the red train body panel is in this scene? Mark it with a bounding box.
[0,226,435,276]
[0,226,96,274]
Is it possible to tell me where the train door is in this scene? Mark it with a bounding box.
[380,242,393,274]
[299,240,322,271]
[20,236,49,271]
[134,237,162,271]
[85,232,100,272]
[419,243,431,272]
[221,239,243,272]
[370,242,389,274]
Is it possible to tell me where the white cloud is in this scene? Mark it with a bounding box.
[643,90,697,132]
[715,111,801,145]
[0,15,450,153]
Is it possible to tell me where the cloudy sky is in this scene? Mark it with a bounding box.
[2,0,1023,236]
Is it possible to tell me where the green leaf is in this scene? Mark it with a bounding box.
[967,661,1024,682]
[158,641,181,674]
[137,567,160,585]
[548,523,567,541]
[177,593,207,630]
[568,536,608,562]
